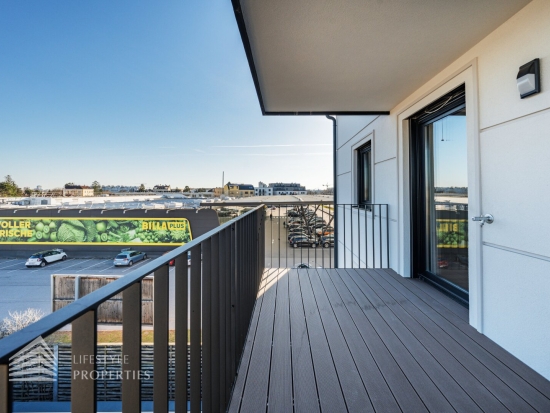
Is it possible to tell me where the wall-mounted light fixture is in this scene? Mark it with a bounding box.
[517,58,540,99]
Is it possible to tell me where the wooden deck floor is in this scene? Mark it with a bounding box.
[228,268,550,413]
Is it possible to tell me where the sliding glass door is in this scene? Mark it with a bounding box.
[411,86,469,304]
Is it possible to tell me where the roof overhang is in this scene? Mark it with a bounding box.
[232,0,530,115]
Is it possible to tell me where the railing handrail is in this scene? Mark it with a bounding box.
[201,200,334,206]
[0,204,265,363]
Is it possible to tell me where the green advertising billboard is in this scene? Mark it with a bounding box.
[0,217,192,246]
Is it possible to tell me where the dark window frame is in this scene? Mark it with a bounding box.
[409,85,468,306]
[357,142,372,205]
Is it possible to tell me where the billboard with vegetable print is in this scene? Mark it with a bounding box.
[0,218,192,246]
[436,219,467,249]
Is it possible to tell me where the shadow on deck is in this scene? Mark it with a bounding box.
[228,268,550,413]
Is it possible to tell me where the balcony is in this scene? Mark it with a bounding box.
[0,203,549,412]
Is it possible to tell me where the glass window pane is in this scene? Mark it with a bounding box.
[425,108,469,290]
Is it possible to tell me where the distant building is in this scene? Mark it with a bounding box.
[182,188,218,198]
[213,187,223,197]
[63,185,94,197]
[224,182,255,198]
[254,181,273,196]
[268,182,306,195]
[101,185,139,193]
[153,184,172,192]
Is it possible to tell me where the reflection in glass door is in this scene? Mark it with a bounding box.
[410,85,469,304]
[425,107,468,291]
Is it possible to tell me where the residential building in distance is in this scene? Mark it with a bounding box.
[182,188,217,198]
[254,181,273,196]
[62,185,94,197]
[223,182,255,197]
[153,184,172,192]
[268,182,306,195]
[101,185,139,193]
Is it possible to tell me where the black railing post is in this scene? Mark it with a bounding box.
[175,253,189,413]
[371,205,376,268]
[71,310,97,413]
[387,204,390,268]
[0,364,8,413]
[122,281,141,413]
[229,224,237,391]
[211,233,220,411]
[153,264,169,413]
[202,238,212,413]
[218,229,227,411]
[190,244,201,413]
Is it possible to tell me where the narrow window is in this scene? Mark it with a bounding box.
[357,142,372,204]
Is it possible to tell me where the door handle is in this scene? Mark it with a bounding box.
[472,214,494,227]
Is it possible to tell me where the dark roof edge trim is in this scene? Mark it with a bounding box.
[232,0,267,115]
[232,1,391,117]
[264,111,390,116]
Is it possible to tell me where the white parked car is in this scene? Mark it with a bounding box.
[26,249,67,268]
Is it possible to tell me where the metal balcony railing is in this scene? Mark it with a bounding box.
[0,205,265,413]
[0,201,389,413]
[209,201,390,269]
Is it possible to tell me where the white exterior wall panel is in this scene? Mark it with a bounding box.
[335,0,550,379]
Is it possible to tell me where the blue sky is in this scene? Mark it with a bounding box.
[0,1,332,190]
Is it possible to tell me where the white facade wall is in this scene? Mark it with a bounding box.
[254,187,273,196]
[336,0,550,379]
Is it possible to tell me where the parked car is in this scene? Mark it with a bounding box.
[288,233,312,242]
[26,249,67,268]
[288,217,305,223]
[289,236,317,248]
[319,235,334,248]
[114,249,147,267]
[316,226,334,235]
[308,217,326,224]
[311,222,328,229]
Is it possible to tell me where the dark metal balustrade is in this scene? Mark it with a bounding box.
[207,201,390,270]
[0,205,266,413]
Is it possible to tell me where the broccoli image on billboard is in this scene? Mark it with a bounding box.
[0,218,192,246]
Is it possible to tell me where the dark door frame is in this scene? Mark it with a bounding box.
[409,85,469,306]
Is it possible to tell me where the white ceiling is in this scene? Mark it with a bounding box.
[238,0,531,113]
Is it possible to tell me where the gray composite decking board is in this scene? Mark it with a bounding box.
[406,276,469,322]
[370,268,550,412]
[298,269,348,412]
[327,268,428,413]
[382,269,468,321]
[374,271,550,411]
[230,268,550,413]
[288,269,320,413]
[306,270,375,413]
[364,268,550,412]
[228,270,279,413]
[228,269,275,413]
[268,270,293,413]
[343,268,483,412]
[375,268,550,403]
[337,269,456,413]
[358,271,531,412]
[315,269,402,413]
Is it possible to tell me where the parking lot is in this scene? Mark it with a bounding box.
[0,206,334,328]
[0,256,163,326]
